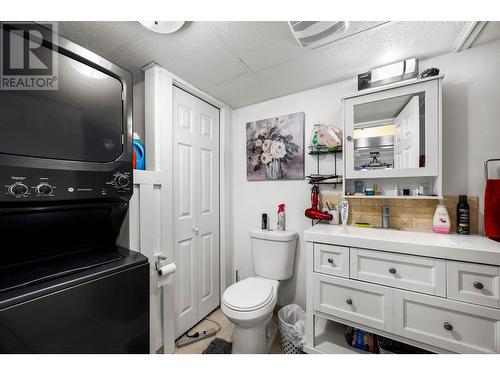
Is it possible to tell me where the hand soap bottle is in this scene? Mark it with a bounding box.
[433,199,451,234]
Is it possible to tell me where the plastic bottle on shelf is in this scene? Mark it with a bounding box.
[133,132,146,170]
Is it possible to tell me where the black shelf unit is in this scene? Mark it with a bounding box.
[306,147,343,188]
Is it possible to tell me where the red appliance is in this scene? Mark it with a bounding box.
[305,185,333,221]
[485,159,500,241]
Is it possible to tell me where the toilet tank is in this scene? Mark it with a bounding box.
[249,230,298,280]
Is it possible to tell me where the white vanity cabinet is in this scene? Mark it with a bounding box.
[304,225,500,354]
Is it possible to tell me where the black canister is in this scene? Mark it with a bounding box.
[262,213,268,230]
[456,195,470,235]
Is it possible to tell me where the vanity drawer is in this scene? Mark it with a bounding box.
[447,261,500,308]
[350,248,446,296]
[394,290,500,353]
[314,274,394,332]
[313,243,349,277]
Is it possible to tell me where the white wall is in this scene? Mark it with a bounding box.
[231,39,500,309]
[231,79,356,308]
[133,81,145,140]
[421,39,500,232]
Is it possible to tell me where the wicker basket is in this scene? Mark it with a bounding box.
[278,304,306,354]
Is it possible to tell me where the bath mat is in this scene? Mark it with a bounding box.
[202,338,232,354]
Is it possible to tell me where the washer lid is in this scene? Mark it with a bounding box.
[223,277,274,312]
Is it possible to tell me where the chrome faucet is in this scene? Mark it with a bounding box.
[381,206,390,229]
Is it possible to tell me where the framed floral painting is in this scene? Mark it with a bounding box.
[246,112,305,180]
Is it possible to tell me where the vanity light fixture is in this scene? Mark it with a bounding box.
[358,58,419,91]
[139,21,186,34]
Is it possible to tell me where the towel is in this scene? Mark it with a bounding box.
[484,179,500,241]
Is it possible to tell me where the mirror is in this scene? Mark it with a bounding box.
[353,92,425,171]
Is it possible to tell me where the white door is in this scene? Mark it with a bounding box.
[394,95,420,169]
[196,100,220,320]
[173,87,220,338]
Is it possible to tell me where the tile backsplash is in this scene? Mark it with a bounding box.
[319,194,479,234]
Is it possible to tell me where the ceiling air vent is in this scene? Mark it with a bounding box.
[288,21,349,48]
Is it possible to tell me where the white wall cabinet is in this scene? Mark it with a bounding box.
[342,76,443,198]
[173,87,220,338]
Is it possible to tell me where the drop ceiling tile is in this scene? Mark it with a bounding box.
[58,21,144,57]
[110,22,248,88]
[209,73,276,108]
[207,21,387,72]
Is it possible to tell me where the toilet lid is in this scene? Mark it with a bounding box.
[223,277,274,312]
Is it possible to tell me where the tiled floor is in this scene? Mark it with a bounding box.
[174,307,284,354]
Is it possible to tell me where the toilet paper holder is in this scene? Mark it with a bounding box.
[155,255,177,276]
[155,255,167,272]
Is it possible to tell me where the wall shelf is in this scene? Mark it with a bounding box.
[308,147,342,155]
[307,146,343,188]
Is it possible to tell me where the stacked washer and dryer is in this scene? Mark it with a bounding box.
[0,22,149,353]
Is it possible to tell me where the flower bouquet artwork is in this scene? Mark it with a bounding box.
[246,112,305,181]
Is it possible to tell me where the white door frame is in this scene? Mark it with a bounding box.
[143,63,233,351]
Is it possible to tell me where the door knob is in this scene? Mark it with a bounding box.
[327,258,334,264]
[346,136,353,142]
[389,267,397,274]
[443,322,453,331]
[192,225,199,233]
[346,298,353,305]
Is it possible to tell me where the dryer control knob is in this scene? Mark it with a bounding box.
[36,183,53,196]
[115,173,130,188]
[9,183,28,197]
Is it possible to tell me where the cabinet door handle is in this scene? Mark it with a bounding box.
[346,136,353,142]
[327,258,334,264]
[443,322,453,331]
[389,267,397,274]
[473,281,484,290]
[192,225,199,233]
[346,298,353,305]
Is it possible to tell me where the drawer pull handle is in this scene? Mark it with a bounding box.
[443,322,453,331]
[327,258,334,264]
[389,267,397,274]
[346,298,353,305]
[473,281,484,290]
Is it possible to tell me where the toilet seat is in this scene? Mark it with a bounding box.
[222,277,275,312]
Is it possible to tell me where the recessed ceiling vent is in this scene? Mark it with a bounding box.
[288,21,349,48]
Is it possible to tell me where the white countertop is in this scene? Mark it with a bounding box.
[304,224,500,266]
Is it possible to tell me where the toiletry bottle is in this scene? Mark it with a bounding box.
[277,204,285,231]
[393,182,399,196]
[433,199,451,234]
[456,195,470,235]
[261,213,268,230]
[339,200,349,226]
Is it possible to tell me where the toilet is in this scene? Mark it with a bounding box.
[222,229,298,354]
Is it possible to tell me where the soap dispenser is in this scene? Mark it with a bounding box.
[433,199,451,234]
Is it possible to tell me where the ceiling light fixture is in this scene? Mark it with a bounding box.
[139,21,186,34]
[288,21,349,48]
